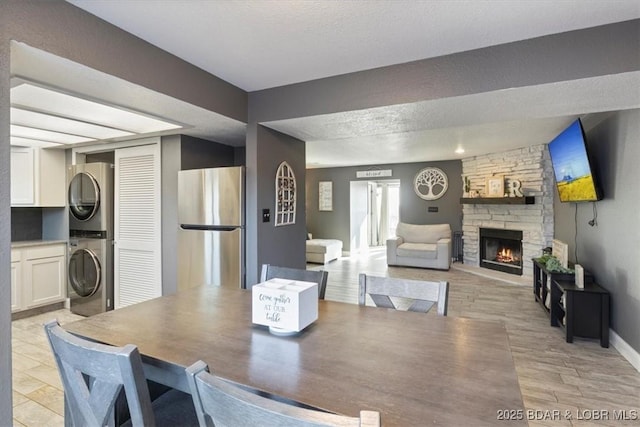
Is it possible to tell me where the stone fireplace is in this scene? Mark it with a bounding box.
[479,228,523,275]
[461,145,555,278]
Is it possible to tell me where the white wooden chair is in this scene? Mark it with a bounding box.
[260,264,329,300]
[358,273,449,315]
[185,360,380,427]
[44,319,196,427]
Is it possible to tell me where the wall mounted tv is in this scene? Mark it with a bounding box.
[547,119,602,203]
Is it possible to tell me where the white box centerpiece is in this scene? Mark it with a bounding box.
[252,278,318,335]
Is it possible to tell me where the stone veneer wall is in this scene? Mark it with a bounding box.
[462,144,555,277]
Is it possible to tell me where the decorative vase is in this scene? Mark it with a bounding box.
[463,176,471,197]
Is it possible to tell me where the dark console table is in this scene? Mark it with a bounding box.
[532,259,575,321]
[550,279,610,348]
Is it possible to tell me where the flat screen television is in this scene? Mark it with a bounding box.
[547,119,602,202]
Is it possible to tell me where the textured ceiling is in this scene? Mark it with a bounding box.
[266,72,640,167]
[26,1,640,166]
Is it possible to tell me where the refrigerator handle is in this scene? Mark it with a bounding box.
[180,225,238,232]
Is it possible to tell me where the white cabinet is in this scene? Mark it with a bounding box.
[11,250,21,313]
[10,147,66,207]
[10,147,35,205]
[11,243,66,313]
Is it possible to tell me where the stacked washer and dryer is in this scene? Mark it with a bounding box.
[67,162,114,316]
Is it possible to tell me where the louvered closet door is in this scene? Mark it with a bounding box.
[114,144,162,308]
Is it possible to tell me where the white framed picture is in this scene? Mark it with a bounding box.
[319,181,333,211]
[552,239,569,269]
[486,176,505,197]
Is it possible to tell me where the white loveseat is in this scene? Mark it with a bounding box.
[387,223,452,270]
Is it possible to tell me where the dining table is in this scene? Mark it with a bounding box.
[64,285,526,426]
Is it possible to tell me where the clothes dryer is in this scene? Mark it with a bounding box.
[68,237,113,316]
[67,162,113,238]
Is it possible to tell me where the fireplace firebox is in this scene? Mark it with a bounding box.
[479,228,523,275]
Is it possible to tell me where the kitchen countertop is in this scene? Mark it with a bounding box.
[11,239,68,249]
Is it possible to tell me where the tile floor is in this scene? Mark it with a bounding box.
[10,249,640,426]
[11,309,83,427]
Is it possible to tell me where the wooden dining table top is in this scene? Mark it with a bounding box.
[64,285,526,426]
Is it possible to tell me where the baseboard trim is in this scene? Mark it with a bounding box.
[610,329,640,373]
[11,301,65,321]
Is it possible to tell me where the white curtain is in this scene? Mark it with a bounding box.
[369,183,379,246]
[379,183,389,244]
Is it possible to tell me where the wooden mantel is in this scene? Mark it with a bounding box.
[460,197,535,205]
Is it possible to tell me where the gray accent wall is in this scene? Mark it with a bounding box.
[234,146,246,166]
[306,161,462,252]
[554,109,640,353]
[180,135,236,170]
[0,23,12,422]
[245,124,306,285]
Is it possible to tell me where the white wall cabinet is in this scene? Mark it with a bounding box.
[10,147,35,205]
[11,243,66,313]
[10,147,66,207]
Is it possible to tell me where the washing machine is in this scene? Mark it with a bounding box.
[68,162,114,238]
[68,237,113,316]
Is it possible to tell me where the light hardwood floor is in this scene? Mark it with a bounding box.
[11,249,640,426]
[311,248,640,427]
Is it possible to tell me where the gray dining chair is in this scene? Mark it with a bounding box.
[260,264,329,300]
[358,273,449,315]
[185,360,381,427]
[44,319,197,427]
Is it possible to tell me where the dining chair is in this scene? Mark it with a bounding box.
[260,264,329,299]
[185,360,381,427]
[358,273,449,315]
[44,319,197,427]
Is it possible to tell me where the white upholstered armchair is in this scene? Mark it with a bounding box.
[386,222,452,270]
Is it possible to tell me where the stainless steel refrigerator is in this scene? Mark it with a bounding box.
[178,166,244,290]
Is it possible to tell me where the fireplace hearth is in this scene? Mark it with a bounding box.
[479,228,523,275]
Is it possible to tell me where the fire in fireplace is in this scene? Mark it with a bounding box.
[479,228,523,275]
